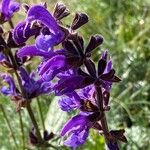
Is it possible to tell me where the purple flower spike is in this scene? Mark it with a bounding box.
[13,22,41,45]
[0,74,17,96]
[0,0,20,22]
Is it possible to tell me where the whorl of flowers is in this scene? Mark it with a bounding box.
[0,1,127,149]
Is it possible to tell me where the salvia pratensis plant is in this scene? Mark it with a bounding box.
[0,0,127,149]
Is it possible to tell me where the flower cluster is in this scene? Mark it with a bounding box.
[0,1,127,149]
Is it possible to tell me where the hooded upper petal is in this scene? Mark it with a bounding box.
[17,45,53,58]
[13,22,41,45]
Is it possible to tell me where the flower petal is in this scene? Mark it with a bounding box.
[17,45,52,58]
[39,55,68,75]
[61,114,88,136]
[27,5,59,35]
[13,22,40,45]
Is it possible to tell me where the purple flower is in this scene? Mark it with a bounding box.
[19,67,52,98]
[0,0,20,22]
[58,85,96,112]
[60,114,90,149]
[13,22,41,45]
[58,91,81,112]
[54,69,95,96]
[61,112,101,149]
[0,74,17,96]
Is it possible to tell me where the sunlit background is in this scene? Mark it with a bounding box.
[0,0,150,149]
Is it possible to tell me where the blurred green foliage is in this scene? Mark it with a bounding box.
[0,0,150,149]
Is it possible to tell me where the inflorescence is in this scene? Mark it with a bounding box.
[0,0,127,149]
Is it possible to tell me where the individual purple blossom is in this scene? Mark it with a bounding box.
[58,85,96,112]
[18,67,52,99]
[0,0,20,23]
[60,114,94,150]
[0,67,52,99]
[13,21,41,45]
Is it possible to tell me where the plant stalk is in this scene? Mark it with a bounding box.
[94,85,109,144]
[0,104,18,149]
[37,97,45,130]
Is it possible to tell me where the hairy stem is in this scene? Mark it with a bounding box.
[6,48,43,143]
[37,97,45,130]
[26,103,42,141]
[0,104,18,149]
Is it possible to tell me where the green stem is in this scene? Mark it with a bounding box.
[37,97,45,130]
[8,19,14,28]
[26,103,42,141]
[0,104,18,149]
[18,111,25,150]
[6,48,43,143]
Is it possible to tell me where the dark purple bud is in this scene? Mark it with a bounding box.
[72,35,84,56]
[110,129,127,143]
[29,130,38,145]
[43,130,54,141]
[103,91,110,106]
[66,56,83,67]
[77,68,90,77]
[22,3,30,13]
[62,40,78,55]
[101,69,115,81]
[111,75,122,82]
[98,59,107,76]
[106,141,119,150]
[85,35,103,54]
[53,2,70,20]
[71,13,88,30]
[84,59,96,78]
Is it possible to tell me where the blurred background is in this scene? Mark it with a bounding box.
[0,0,150,149]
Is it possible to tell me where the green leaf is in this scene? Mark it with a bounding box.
[45,97,69,134]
